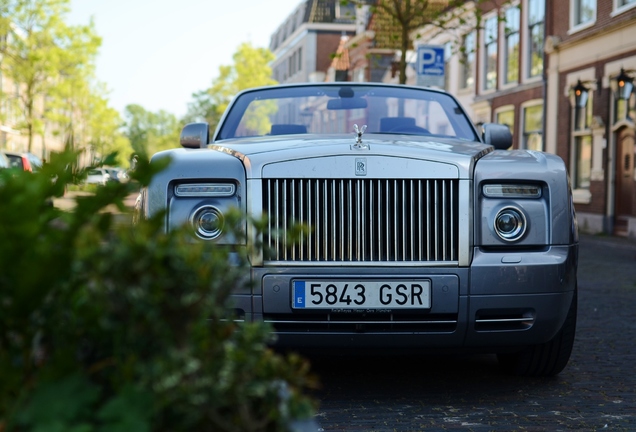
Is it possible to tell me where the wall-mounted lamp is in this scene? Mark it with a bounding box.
[612,68,634,101]
[573,80,589,108]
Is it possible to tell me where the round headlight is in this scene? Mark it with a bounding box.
[191,205,224,240]
[494,207,526,242]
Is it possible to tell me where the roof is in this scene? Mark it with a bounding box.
[330,35,351,71]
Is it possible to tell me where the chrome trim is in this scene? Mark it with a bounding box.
[265,319,458,325]
[475,317,535,324]
[263,260,460,267]
[262,178,460,264]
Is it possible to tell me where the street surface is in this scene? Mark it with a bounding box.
[307,234,636,431]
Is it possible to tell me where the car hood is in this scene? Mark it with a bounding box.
[209,134,492,179]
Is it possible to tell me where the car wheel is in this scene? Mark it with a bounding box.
[497,287,577,377]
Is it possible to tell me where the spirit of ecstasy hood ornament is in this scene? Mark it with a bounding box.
[353,124,368,149]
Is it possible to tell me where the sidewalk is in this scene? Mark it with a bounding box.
[579,231,636,252]
[54,190,139,212]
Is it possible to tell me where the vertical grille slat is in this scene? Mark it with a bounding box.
[263,178,459,263]
[339,181,344,260]
[331,181,336,261]
[370,180,375,261]
[418,181,423,261]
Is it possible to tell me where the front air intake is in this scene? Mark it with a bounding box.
[262,178,459,263]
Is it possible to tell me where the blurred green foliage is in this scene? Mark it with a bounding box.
[0,151,317,431]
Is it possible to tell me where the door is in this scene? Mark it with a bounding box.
[615,128,635,235]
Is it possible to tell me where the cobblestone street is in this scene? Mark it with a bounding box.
[309,234,636,431]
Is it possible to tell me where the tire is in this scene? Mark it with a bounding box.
[497,287,577,377]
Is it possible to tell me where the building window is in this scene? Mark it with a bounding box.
[574,136,592,189]
[496,107,515,137]
[523,104,543,151]
[460,31,475,90]
[615,93,636,123]
[297,48,302,74]
[483,15,498,90]
[504,6,520,85]
[527,0,544,79]
[288,53,294,77]
[444,41,452,91]
[336,1,356,21]
[616,0,636,9]
[572,0,596,27]
[571,88,593,190]
[575,88,594,131]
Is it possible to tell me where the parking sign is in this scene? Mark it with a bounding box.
[417,45,445,88]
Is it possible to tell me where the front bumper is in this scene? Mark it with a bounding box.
[229,244,577,351]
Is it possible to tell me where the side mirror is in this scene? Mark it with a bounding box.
[482,123,512,150]
[180,123,210,149]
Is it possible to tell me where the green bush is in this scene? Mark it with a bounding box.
[0,151,317,431]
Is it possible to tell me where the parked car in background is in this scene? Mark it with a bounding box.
[0,152,10,170]
[137,82,579,377]
[85,168,110,185]
[104,167,129,183]
[3,151,42,172]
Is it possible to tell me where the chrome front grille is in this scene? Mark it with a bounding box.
[262,178,459,263]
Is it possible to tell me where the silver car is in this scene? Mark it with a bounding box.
[139,83,578,376]
[85,168,110,185]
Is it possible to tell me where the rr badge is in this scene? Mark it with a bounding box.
[355,158,367,176]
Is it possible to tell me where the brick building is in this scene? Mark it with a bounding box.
[405,0,636,238]
[269,0,356,84]
[269,0,636,237]
[546,0,636,237]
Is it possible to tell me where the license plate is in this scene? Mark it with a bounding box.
[292,280,431,310]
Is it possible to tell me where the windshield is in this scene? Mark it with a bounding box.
[216,84,479,142]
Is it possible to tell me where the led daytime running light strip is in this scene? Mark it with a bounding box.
[483,184,542,198]
[175,183,235,197]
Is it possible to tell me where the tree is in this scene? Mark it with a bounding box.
[123,104,181,156]
[0,151,318,431]
[185,42,277,132]
[182,88,219,125]
[349,0,508,84]
[84,86,132,166]
[0,0,101,152]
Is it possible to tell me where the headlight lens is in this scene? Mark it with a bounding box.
[494,207,526,241]
[191,205,224,240]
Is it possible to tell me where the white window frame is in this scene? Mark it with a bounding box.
[502,2,521,89]
[459,31,476,93]
[523,0,545,83]
[480,11,499,93]
[569,0,597,34]
[612,0,636,16]
[520,99,544,151]
[570,89,594,195]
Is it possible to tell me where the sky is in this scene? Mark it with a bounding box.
[68,0,302,118]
